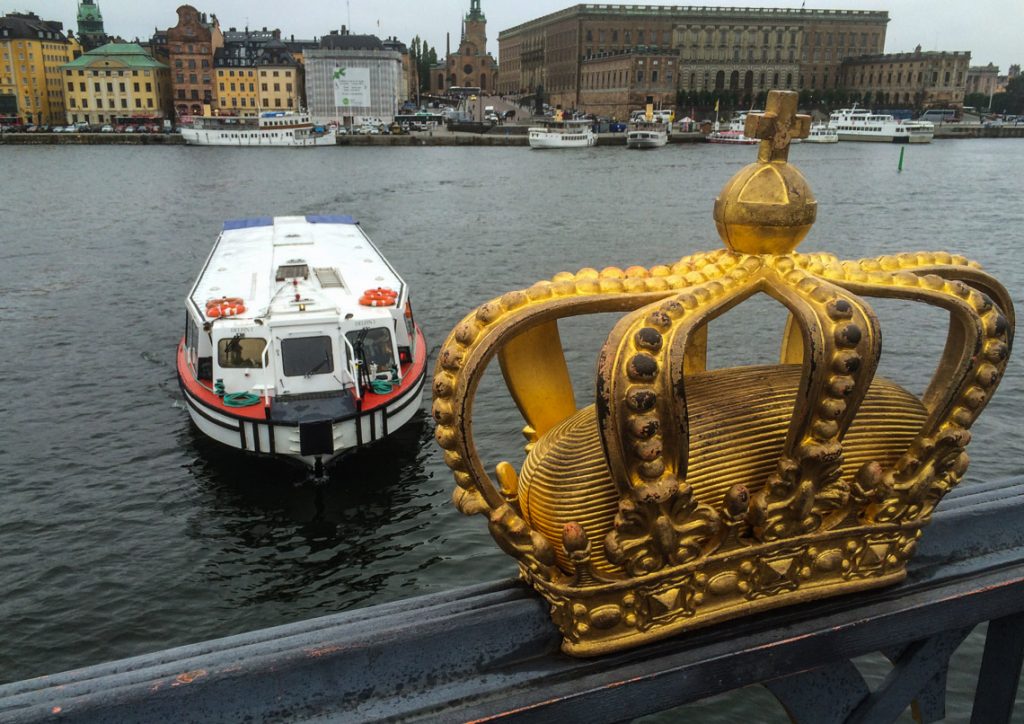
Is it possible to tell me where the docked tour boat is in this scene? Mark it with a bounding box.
[180,111,335,147]
[707,111,759,145]
[177,215,427,476]
[626,105,673,149]
[805,123,839,144]
[626,118,670,149]
[528,116,596,149]
[826,106,934,143]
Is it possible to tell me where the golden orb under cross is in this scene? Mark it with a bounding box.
[713,90,817,255]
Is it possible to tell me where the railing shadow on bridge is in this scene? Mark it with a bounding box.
[1,476,1023,723]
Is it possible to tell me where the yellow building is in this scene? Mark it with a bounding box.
[214,38,302,116]
[62,43,172,125]
[0,12,78,126]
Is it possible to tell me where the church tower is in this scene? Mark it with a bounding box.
[432,0,496,95]
[77,0,107,51]
[462,0,486,57]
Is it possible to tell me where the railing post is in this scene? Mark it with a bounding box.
[970,612,1024,724]
[845,628,972,724]
[765,661,869,724]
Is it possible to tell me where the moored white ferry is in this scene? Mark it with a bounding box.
[707,111,759,145]
[177,215,427,476]
[626,121,669,149]
[827,106,934,143]
[805,123,839,143]
[180,111,335,147]
[528,118,596,149]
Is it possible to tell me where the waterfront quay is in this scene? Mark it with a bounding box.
[2,125,1022,146]
[0,127,711,146]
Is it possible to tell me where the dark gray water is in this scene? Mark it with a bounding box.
[2,139,1023,720]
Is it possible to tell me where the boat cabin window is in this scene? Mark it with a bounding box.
[346,328,395,372]
[275,263,309,281]
[281,336,334,377]
[217,335,267,368]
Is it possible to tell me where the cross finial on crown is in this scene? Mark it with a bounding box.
[744,90,811,164]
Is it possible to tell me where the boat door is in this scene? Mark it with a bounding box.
[272,326,344,396]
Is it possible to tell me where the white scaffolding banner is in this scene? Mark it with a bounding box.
[333,67,371,108]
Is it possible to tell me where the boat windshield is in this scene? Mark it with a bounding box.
[281,336,334,377]
[217,335,266,369]
[346,328,395,373]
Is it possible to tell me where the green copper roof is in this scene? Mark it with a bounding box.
[63,43,168,69]
[78,5,102,22]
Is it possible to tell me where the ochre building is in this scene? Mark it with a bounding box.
[0,12,80,126]
[965,63,999,101]
[498,4,888,112]
[214,30,303,116]
[841,47,972,108]
[62,42,171,125]
[431,0,497,94]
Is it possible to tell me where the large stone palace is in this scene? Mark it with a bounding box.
[498,4,917,116]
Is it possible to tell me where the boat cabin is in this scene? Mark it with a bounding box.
[183,216,417,413]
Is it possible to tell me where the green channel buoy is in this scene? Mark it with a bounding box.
[898,146,905,172]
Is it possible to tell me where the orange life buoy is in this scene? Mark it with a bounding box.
[206,296,244,310]
[359,287,398,307]
[207,302,246,318]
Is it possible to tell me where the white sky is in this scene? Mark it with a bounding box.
[1,1,1018,71]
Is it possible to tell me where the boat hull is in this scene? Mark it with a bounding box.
[707,134,758,145]
[626,133,668,149]
[180,128,336,147]
[528,132,596,149]
[176,327,427,469]
[834,132,933,144]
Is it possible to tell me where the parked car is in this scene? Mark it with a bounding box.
[124,125,136,133]
[100,125,113,133]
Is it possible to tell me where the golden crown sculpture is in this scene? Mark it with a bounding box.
[432,90,1015,656]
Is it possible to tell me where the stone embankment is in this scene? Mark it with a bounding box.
[3,126,1020,146]
[933,124,1024,139]
[0,132,184,145]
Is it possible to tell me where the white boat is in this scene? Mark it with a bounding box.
[180,111,335,147]
[707,111,759,145]
[626,120,669,149]
[805,123,839,144]
[827,106,934,143]
[176,215,427,476]
[528,118,596,149]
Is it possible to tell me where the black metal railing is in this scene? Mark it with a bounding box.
[2,477,1023,723]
